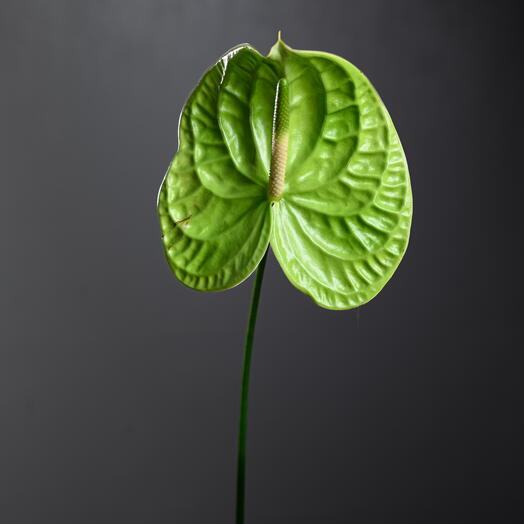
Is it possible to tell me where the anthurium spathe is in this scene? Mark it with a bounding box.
[158,36,411,310]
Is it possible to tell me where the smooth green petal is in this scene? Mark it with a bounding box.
[269,42,412,309]
[268,42,359,193]
[218,47,279,182]
[158,45,274,291]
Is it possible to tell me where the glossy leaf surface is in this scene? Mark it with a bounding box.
[158,38,412,309]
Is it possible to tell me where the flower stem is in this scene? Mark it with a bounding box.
[236,249,268,524]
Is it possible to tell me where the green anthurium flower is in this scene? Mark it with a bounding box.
[158,36,412,310]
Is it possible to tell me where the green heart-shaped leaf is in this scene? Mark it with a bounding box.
[158,37,412,309]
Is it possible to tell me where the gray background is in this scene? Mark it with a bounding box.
[1,1,521,523]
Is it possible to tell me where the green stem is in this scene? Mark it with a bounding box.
[236,249,268,524]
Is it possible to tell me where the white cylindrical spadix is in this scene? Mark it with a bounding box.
[268,79,289,201]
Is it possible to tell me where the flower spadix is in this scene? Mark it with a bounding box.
[158,36,412,310]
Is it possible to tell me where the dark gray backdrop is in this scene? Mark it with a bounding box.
[1,1,521,523]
